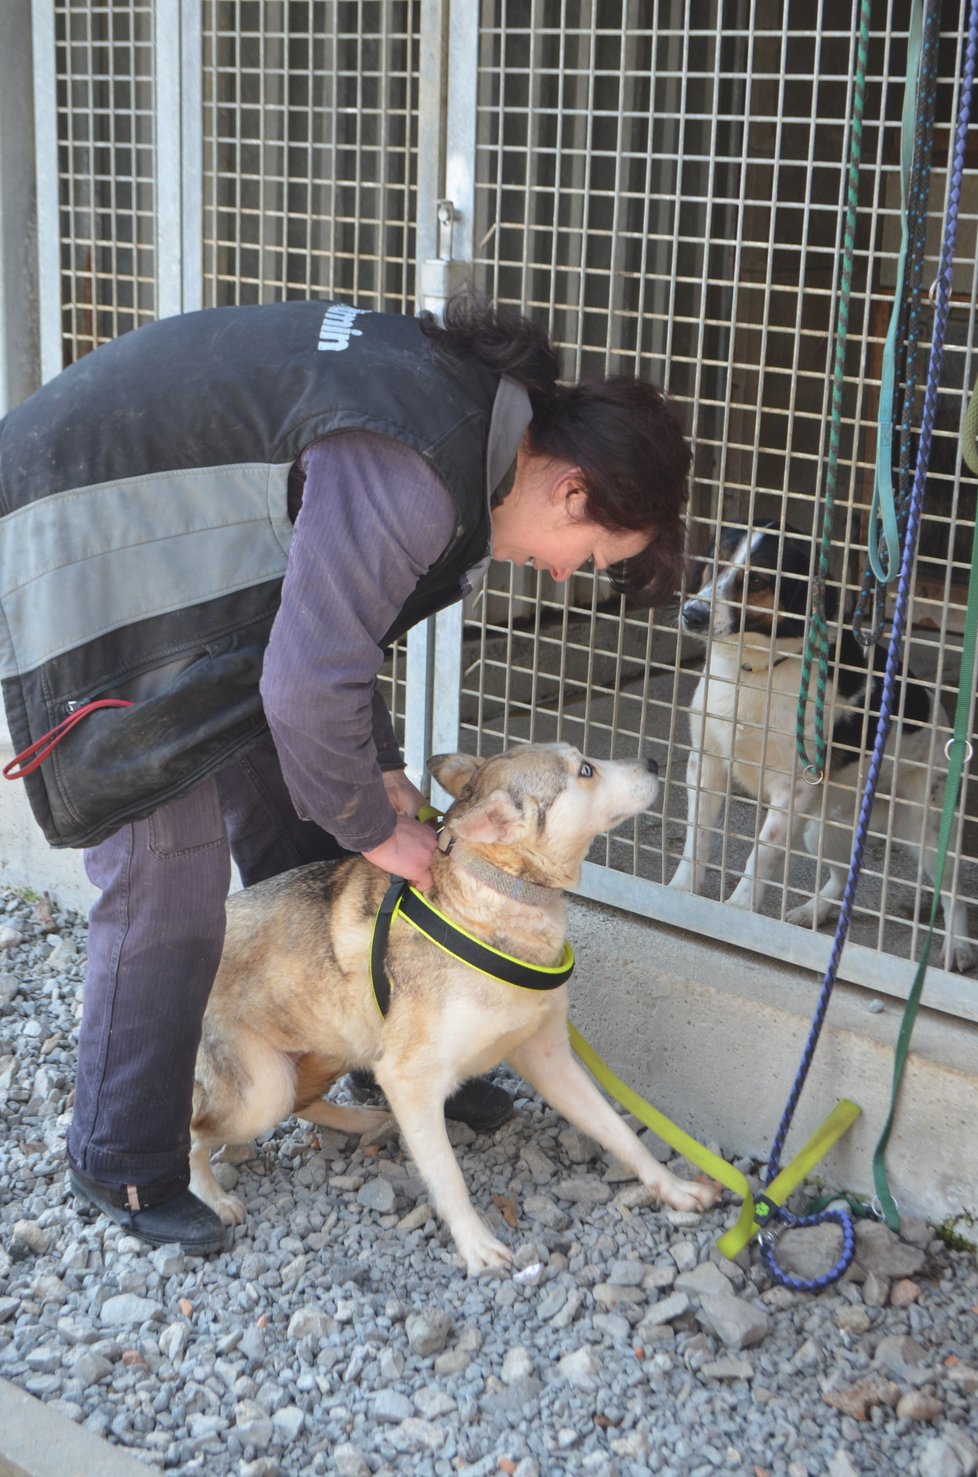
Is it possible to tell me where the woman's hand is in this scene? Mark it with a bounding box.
[382,768,428,818]
[362,815,437,891]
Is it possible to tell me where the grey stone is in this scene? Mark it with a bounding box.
[286,1306,335,1341]
[916,1439,969,1477]
[640,1291,691,1327]
[696,1292,770,1349]
[674,1261,731,1299]
[556,1346,601,1389]
[413,1385,456,1418]
[98,1293,162,1326]
[67,1350,113,1385]
[607,1258,645,1286]
[405,1307,453,1357]
[873,1332,931,1381]
[701,1355,754,1380]
[234,1399,274,1450]
[333,1444,372,1477]
[553,1177,612,1205]
[357,1176,397,1213]
[853,1220,928,1278]
[374,1389,413,1424]
[501,1346,534,1384]
[271,1404,305,1441]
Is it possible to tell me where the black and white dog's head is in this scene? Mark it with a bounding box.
[680,520,829,648]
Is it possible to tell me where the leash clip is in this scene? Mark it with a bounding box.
[752,1192,780,1224]
[945,737,974,763]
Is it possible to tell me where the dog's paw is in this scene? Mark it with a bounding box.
[786,897,821,927]
[350,1105,394,1140]
[668,864,696,893]
[211,1192,247,1226]
[941,938,978,974]
[724,881,755,910]
[654,1173,721,1214]
[299,1101,392,1137]
[456,1226,513,1276]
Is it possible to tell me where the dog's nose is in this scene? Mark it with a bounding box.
[682,599,710,632]
[644,758,659,778]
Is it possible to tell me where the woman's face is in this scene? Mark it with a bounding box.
[490,448,649,583]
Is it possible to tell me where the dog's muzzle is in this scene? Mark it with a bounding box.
[681,599,711,633]
[645,758,659,778]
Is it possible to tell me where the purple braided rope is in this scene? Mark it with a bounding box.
[762,0,978,1288]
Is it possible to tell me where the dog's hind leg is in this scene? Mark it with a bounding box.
[298,1099,391,1137]
[904,789,978,973]
[291,1052,391,1137]
[190,1031,296,1225]
[508,1019,719,1215]
[189,1134,247,1226]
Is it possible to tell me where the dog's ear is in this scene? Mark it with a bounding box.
[427,751,484,797]
[448,789,527,846]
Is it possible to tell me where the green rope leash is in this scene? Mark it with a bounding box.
[872,499,978,1226]
[796,0,872,780]
[963,373,978,475]
[854,0,936,646]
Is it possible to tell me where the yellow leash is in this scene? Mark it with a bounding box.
[567,1022,861,1261]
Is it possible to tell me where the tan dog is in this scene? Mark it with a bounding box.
[190,742,718,1273]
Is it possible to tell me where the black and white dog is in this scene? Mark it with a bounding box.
[668,521,976,972]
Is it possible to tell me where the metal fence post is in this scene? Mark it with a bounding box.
[30,0,61,383]
[406,0,480,789]
[0,0,40,414]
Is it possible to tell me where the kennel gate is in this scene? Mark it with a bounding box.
[6,0,977,1021]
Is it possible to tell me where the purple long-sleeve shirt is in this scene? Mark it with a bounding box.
[260,431,457,853]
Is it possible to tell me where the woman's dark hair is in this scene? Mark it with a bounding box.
[421,295,692,605]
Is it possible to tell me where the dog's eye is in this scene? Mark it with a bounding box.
[579,762,594,779]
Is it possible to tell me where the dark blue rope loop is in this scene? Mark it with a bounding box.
[758,1207,857,1294]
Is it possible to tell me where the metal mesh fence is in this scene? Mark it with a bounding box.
[197,0,422,730]
[31,0,978,1000]
[200,0,420,312]
[51,0,157,363]
[467,1,978,990]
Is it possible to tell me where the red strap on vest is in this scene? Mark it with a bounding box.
[3,699,134,780]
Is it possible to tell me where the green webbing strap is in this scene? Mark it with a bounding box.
[797,0,872,780]
[567,1022,860,1262]
[870,0,925,584]
[872,494,978,1228]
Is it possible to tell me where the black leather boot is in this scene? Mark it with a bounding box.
[68,1162,227,1256]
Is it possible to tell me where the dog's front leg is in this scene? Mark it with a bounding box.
[669,749,726,894]
[375,1065,512,1276]
[508,1021,719,1214]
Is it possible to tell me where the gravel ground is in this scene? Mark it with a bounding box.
[1,883,977,1477]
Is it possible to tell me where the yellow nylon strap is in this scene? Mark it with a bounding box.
[717,1098,862,1258]
[568,1022,860,1262]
